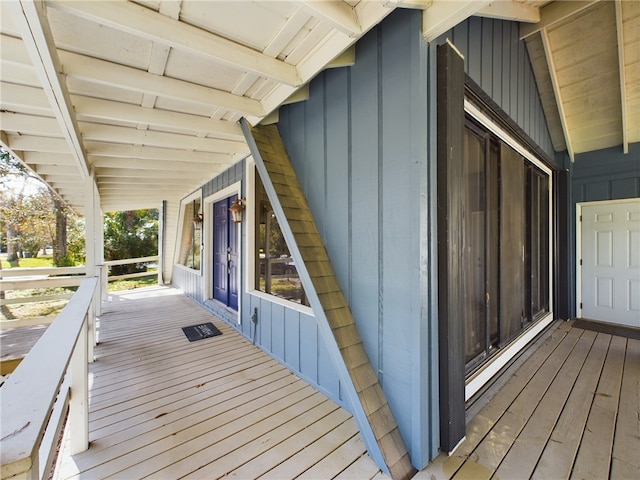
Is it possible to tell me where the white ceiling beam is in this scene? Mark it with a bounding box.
[0,33,265,117]
[49,0,302,87]
[23,151,76,166]
[58,50,264,117]
[615,0,629,154]
[520,0,599,40]
[84,142,234,164]
[383,0,433,9]
[422,0,493,42]
[0,82,51,115]
[34,165,80,176]
[540,29,574,162]
[476,1,540,23]
[7,0,89,179]
[5,134,70,154]
[78,123,250,155]
[299,1,362,37]
[71,97,243,141]
[95,168,211,180]
[1,112,62,137]
[263,8,312,58]
[88,156,229,171]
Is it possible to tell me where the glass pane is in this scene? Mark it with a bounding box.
[529,168,549,318]
[463,128,487,364]
[488,139,500,347]
[255,173,309,306]
[500,143,526,344]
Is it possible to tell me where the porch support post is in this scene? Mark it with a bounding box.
[68,314,89,454]
[436,39,466,453]
[84,174,102,358]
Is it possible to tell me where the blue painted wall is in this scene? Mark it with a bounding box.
[564,143,640,317]
[176,9,560,470]
[435,17,555,159]
[279,10,557,469]
[173,158,347,408]
[279,9,434,467]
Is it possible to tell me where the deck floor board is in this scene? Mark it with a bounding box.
[415,320,640,480]
[54,287,385,480]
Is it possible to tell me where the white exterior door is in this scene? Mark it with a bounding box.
[579,198,640,327]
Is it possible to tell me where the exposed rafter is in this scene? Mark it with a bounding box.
[48,0,303,87]
[422,0,492,42]
[7,0,89,179]
[84,143,234,164]
[59,50,265,118]
[520,0,599,40]
[71,97,243,141]
[540,28,574,162]
[78,123,249,155]
[476,1,540,23]
[299,1,361,37]
[615,0,629,154]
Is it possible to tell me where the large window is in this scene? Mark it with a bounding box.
[463,115,550,372]
[254,174,308,306]
[178,198,202,270]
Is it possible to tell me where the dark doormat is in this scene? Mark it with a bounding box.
[573,318,640,340]
[182,322,222,342]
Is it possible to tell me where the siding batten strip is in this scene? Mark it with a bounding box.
[241,120,416,480]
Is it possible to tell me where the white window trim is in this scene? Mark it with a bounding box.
[245,157,314,317]
[173,189,203,272]
[463,99,555,401]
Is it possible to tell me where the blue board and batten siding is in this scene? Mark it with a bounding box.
[564,143,640,318]
[172,159,347,406]
[174,9,558,470]
[436,17,555,159]
[279,9,434,467]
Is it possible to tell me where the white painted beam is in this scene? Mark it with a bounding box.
[422,0,492,42]
[476,1,540,23]
[299,1,361,37]
[520,0,599,40]
[0,82,51,115]
[88,156,230,171]
[60,50,264,117]
[23,152,76,166]
[0,33,265,117]
[95,167,211,180]
[78,123,249,155]
[5,134,70,154]
[84,143,234,164]
[1,112,62,137]
[384,0,433,9]
[7,0,89,179]
[615,0,629,154]
[541,29,574,162]
[71,97,243,141]
[49,0,302,86]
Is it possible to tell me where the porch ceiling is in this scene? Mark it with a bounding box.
[0,1,636,214]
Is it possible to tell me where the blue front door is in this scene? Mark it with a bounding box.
[213,195,239,310]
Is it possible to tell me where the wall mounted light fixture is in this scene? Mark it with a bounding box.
[229,198,246,223]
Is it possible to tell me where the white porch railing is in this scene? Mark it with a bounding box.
[0,256,158,329]
[0,277,98,480]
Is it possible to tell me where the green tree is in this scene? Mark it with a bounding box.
[104,210,158,275]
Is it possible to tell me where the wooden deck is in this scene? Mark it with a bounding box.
[51,287,639,480]
[54,286,386,480]
[417,320,640,480]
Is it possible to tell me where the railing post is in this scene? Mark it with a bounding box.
[68,315,89,455]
